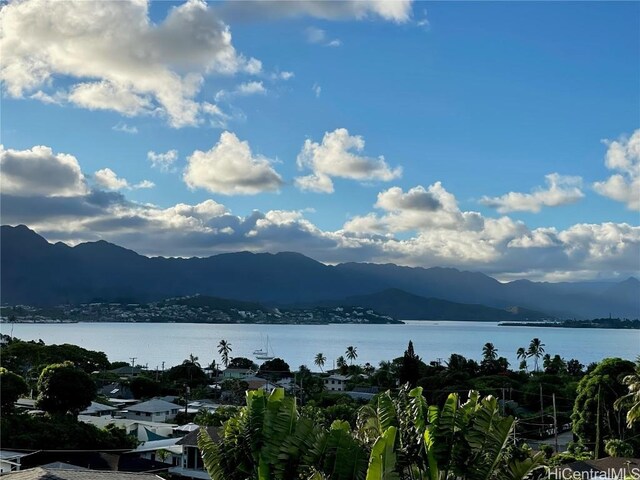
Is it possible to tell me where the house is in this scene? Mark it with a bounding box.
[169,427,220,479]
[122,399,181,423]
[553,457,640,479]
[98,382,135,400]
[1,466,164,479]
[79,415,176,441]
[0,451,28,474]
[222,368,254,379]
[130,438,181,465]
[14,398,43,415]
[79,401,118,417]
[323,374,350,392]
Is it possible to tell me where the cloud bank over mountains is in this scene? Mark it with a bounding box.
[1,142,638,282]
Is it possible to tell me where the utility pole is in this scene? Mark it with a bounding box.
[595,384,602,459]
[501,387,506,415]
[184,384,190,416]
[539,383,544,435]
[552,393,559,453]
[130,357,137,376]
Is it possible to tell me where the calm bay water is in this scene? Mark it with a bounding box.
[3,321,638,371]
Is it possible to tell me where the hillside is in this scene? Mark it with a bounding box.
[1,225,638,319]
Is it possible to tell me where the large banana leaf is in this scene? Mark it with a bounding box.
[366,427,399,480]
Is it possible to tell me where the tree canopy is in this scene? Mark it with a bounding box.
[36,361,97,415]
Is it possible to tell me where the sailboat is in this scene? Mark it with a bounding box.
[253,334,267,356]
[255,335,274,360]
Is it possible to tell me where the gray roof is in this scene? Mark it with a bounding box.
[79,402,117,415]
[176,427,220,446]
[1,467,163,479]
[127,399,181,413]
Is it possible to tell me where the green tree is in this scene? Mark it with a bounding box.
[36,361,97,416]
[314,353,326,372]
[346,346,358,365]
[571,357,636,457]
[482,342,498,362]
[516,347,528,372]
[527,338,545,372]
[228,357,258,370]
[398,340,423,388]
[129,375,161,399]
[218,340,232,367]
[259,357,291,380]
[0,368,28,412]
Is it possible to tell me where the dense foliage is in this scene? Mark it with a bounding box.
[198,387,545,480]
[571,358,639,456]
[1,413,137,450]
[0,367,28,411]
[37,361,97,415]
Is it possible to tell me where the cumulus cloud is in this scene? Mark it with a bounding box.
[94,168,154,191]
[0,0,259,127]
[593,129,640,211]
[345,183,483,233]
[295,128,402,193]
[216,0,413,23]
[0,145,87,197]
[148,150,179,173]
[479,173,584,213]
[183,131,284,195]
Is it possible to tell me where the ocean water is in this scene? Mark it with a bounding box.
[4,321,638,371]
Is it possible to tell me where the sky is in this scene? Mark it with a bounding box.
[1,0,639,282]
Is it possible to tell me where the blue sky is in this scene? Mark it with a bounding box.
[1,0,639,281]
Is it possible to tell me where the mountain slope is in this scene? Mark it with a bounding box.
[320,288,551,321]
[1,225,638,319]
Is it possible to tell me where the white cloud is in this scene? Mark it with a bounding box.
[312,83,322,98]
[480,173,584,213]
[94,168,130,191]
[215,81,267,101]
[305,26,341,47]
[0,0,260,127]
[217,1,413,23]
[295,128,402,193]
[278,71,295,80]
[593,129,640,211]
[112,122,139,135]
[0,145,87,197]
[345,183,483,233]
[183,131,284,195]
[94,168,154,191]
[148,150,179,173]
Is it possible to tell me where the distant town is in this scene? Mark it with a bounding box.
[0,296,402,325]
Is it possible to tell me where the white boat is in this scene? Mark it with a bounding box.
[255,335,274,360]
[253,334,268,356]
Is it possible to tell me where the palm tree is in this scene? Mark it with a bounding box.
[516,347,527,371]
[314,353,326,372]
[345,346,358,365]
[482,342,498,361]
[527,338,545,372]
[336,356,347,369]
[615,357,640,427]
[218,340,232,368]
[183,353,200,367]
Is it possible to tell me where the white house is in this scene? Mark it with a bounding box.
[79,415,176,441]
[0,451,27,474]
[122,399,181,423]
[323,374,350,392]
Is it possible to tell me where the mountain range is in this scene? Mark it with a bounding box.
[2,225,638,319]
